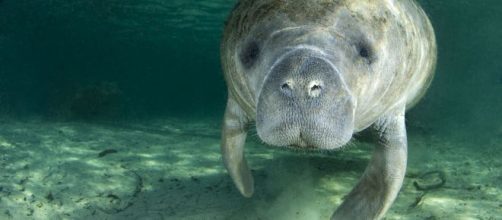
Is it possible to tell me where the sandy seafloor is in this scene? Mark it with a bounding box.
[0,117,501,220]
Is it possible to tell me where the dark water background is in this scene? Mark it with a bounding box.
[0,0,501,139]
[0,0,232,119]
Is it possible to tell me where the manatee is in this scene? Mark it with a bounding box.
[220,0,436,219]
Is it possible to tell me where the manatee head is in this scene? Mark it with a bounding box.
[221,1,436,218]
[227,3,386,150]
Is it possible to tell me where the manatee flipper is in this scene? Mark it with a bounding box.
[221,97,254,197]
[332,107,407,220]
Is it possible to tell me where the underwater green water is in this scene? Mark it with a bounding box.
[0,0,501,219]
[0,0,501,133]
[0,0,234,118]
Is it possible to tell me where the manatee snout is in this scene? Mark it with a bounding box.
[256,48,355,149]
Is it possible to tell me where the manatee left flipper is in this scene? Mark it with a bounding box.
[221,97,254,197]
[332,107,408,220]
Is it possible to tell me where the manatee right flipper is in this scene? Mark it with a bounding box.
[221,97,254,197]
[332,107,408,220]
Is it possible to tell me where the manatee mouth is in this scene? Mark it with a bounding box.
[256,106,354,150]
[283,130,314,148]
[297,132,310,147]
[292,131,327,149]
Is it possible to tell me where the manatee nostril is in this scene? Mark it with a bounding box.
[281,83,290,90]
[280,81,293,96]
[308,81,323,98]
[311,84,322,91]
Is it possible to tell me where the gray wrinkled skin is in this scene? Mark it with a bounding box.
[220,0,436,219]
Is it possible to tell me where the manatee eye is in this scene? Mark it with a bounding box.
[359,46,370,58]
[356,41,375,64]
[240,41,260,68]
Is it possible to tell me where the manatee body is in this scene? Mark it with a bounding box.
[220,0,436,219]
